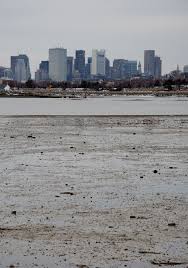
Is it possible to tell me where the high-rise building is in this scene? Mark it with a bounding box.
[11,54,31,81]
[138,61,142,75]
[0,66,13,80]
[124,61,138,78]
[112,59,138,79]
[85,57,92,80]
[91,49,106,77]
[67,57,74,81]
[183,65,188,73]
[35,61,49,82]
[105,58,110,79]
[40,61,49,73]
[74,50,85,79]
[49,48,67,82]
[112,59,127,80]
[15,59,27,83]
[154,56,162,79]
[40,60,49,81]
[144,50,155,77]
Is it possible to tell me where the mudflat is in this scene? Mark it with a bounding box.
[0,116,188,268]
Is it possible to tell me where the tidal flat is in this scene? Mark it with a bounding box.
[0,115,188,268]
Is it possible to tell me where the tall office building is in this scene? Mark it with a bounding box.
[85,57,92,80]
[40,61,49,73]
[0,67,13,80]
[91,49,106,77]
[124,61,138,78]
[112,59,127,80]
[183,65,188,73]
[15,59,27,82]
[154,56,162,79]
[67,57,74,81]
[74,50,85,79]
[35,60,49,82]
[144,50,155,77]
[49,48,67,82]
[105,58,110,79]
[40,60,49,81]
[11,54,31,81]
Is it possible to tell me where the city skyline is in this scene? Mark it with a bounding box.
[0,0,188,75]
[1,48,164,82]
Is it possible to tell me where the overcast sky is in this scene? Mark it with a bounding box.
[0,0,187,76]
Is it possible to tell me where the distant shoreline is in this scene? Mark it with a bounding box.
[0,88,188,98]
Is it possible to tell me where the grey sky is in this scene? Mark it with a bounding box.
[0,0,188,76]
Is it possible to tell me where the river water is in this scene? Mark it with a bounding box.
[0,95,187,115]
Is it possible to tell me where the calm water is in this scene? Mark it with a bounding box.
[0,96,187,115]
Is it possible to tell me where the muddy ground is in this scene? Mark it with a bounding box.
[0,116,188,268]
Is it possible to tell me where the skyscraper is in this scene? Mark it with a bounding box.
[74,50,85,79]
[35,60,49,82]
[144,50,155,77]
[184,65,188,73]
[124,61,138,78]
[39,61,49,74]
[112,59,127,80]
[11,54,31,81]
[67,56,74,81]
[91,49,106,77]
[105,58,110,79]
[15,59,27,82]
[85,57,92,80]
[40,60,49,81]
[49,48,67,82]
[154,56,162,79]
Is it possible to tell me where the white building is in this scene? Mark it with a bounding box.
[15,59,27,83]
[49,48,67,82]
[91,49,106,77]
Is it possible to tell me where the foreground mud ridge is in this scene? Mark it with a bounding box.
[0,116,188,268]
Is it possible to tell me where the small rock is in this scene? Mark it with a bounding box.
[11,211,17,216]
[60,192,75,196]
[168,223,176,227]
[153,170,158,174]
[130,216,136,219]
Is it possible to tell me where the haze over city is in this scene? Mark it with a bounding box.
[0,0,188,75]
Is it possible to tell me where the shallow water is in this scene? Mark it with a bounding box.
[0,95,187,115]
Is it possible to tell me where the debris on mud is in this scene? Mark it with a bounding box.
[60,192,75,196]
[27,135,36,139]
[11,211,17,216]
[168,223,176,227]
[151,260,188,266]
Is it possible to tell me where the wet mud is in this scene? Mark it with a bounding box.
[0,116,188,267]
